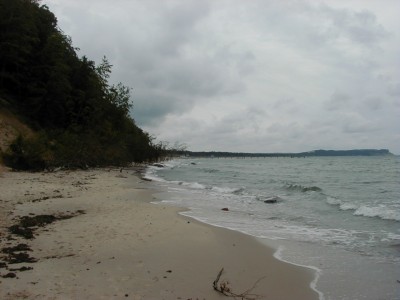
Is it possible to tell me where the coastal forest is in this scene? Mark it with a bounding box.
[0,0,166,170]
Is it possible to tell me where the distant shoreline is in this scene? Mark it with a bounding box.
[180,148,392,158]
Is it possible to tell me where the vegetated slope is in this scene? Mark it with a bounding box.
[0,108,34,172]
[0,109,33,154]
[0,0,165,170]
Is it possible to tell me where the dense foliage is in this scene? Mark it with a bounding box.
[0,0,166,169]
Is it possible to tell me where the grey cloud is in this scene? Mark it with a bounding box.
[348,11,388,45]
[363,97,383,111]
[251,1,388,51]
[128,55,247,126]
[82,2,255,126]
[324,92,351,111]
[45,0,400,153]
[320,6,389,46]
[338,112,381,134]
[215,107,268,134]
[157,58,244,97]
[272,97,301,115]
[132,90,193,126]
[213,46,256,76]
[387,82,400,96]
[149,1,211,57]
[342,122,381,134]
[273,97,295,109]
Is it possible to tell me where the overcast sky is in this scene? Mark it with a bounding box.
[43,0,400,154]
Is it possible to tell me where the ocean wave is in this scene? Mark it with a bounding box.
[178,181,206,190]
[211,186,245,194]
[340,203,358,211]
[143,162,181,182]
[327,197,400,222]
[170,179,246,197]
[326,196,341,205]
[142,174,165,182]
[285,184,322,193]
[387,233,400,240]
[201,168,219,173]
[142,169,166,182]
[326,197,357,210]
[353,205,400,221]
[256,195,283,203]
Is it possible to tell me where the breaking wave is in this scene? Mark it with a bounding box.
[285,183,323,193]
[327,197,400,222]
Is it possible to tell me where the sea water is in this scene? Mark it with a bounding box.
[145,156,400,299]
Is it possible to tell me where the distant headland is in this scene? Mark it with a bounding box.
[180,149,393,158]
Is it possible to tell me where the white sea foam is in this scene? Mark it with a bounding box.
[354,205,400,221]
[184,181,206,189]
[273,245,325,300]
[142,172,165,182]
[210,186,244,194]
[387,233,400,240]
[327,197,358,211]
[339,203,358,211]
[326,197,400,221]
[165,176,245,196]
[326,196,341,205]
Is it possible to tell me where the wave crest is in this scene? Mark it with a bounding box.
[354,205,400,221]
[285,184,322,193]
[327,197,400,222]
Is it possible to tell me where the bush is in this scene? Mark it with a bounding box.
[3,134,51,170]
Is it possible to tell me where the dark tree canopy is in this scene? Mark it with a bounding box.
[0,0,166,169]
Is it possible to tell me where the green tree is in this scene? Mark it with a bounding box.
[107,82,132,117]
[0,0,39,97]
[1,0,167,170]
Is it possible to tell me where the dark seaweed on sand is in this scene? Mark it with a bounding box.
[8,213,83,239]
[0,211,85,277]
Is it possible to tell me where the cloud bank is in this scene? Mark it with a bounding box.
[44,0,400,153]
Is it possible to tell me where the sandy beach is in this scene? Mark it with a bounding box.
[0,168,319,300]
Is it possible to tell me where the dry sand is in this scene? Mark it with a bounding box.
[0,168,319,300]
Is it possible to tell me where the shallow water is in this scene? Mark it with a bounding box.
[146,156,400,299]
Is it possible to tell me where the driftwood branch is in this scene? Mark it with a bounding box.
[212,267,265,300]
[213,268,225,292]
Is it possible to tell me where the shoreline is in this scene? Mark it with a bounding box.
[0,168,319,299]
[174,210,325,299]
[148,157,400,300]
